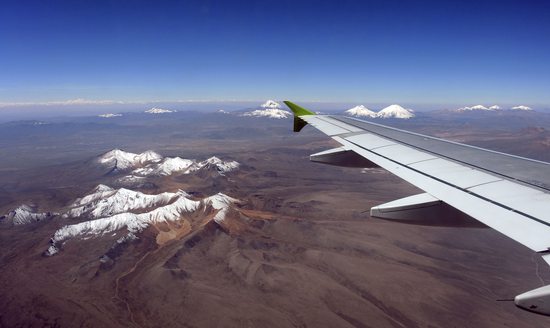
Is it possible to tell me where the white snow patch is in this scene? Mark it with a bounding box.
[204,193,239,223]
[97,149,163,171]
[145,107,176,114]
[242,100,291,119]
[242,108,291,119]
[2,204,56,225]
[98,113,122,118]
[511,105,533,111]
[201,156,240,175]
[261,100,281,109]
[133,157,195,176]
[457,105,491,111]
[45,245,59,256]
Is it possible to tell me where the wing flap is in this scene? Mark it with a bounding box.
[409,158,502,189]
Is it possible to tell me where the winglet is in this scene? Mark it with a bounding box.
[284,101,314,132]
[284,101,314,117]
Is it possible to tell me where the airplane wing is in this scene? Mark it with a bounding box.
[284,101,550,315]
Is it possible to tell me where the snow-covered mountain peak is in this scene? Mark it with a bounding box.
[205,156,222,163]
[135,150,163,164]
[201,157,240,174]
[204,193,239,209]
[457,105,491,111]
[98,149,141,170]
[97,149,163,171]
[512,105,533,111]
[261,100,281,109]
[63,186,181,220]
[241,100,291,119]
[127,155,239,177]
[456,104,533,112]
[145,107,175,114]
[97,149,239,176]
[1,204,56,225]
[242,108,291,119]
[93,184,114,193]
[100,149,134,160]
[345,105,377,117]
[377,104,415,119]
[132,157,195,176]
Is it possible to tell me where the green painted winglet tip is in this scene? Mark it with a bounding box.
[283,101,315,117]
[284,101,314,132]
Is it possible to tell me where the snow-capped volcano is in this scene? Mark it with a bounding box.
[46,186,239,256]
[98,113,122,118]
[97,149,163,171]
[261,100,281,109]
[377,104,415,119]
[512,105,533,111]
[145,107,175,114]
[243,108,291,119]
[242,100,291,119]
[457,105,499,111]
[1,204,57,225]
[345,105,377,117]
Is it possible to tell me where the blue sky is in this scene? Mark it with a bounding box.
[2,0,550,108]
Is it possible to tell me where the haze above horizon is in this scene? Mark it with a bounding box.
[2,0,550,108]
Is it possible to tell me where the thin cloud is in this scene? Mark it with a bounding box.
[0,98,126,107]
[0,98,264,108]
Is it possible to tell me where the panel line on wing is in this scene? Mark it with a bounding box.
[316,116,363,133]
[465,180,502,190]
[406,158,440,166]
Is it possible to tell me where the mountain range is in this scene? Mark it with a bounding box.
[46,185,239,256]
[457,104,533,111]
[345,104,415,119]
[2,149,241,229]
[97,149,239,177]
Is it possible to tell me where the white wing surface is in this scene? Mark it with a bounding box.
[284,101,550,315]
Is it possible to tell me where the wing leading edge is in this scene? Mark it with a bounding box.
[284,101,550,315]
